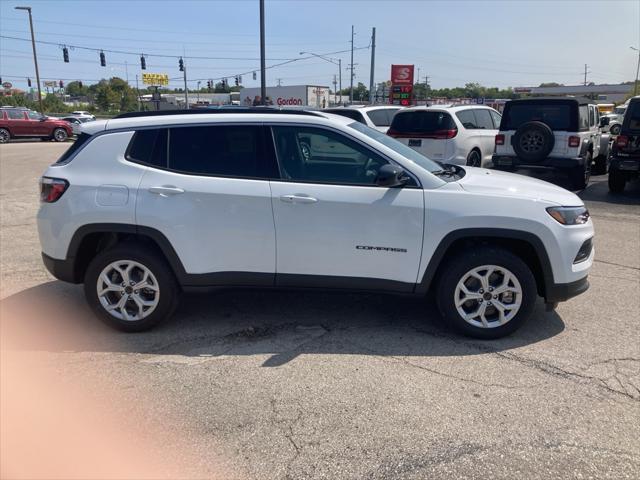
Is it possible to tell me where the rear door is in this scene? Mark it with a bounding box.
[388,110,456,161]
[269,124,424,289]
[6,109,30,135]
[135,124,278,284]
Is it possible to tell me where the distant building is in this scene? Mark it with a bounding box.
[515,84,633,104]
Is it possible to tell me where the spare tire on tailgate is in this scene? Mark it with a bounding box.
[512,121,554,161]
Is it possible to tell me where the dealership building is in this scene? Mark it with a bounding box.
[515,83,633,104]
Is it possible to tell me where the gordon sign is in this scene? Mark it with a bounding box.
[142,73,169,86]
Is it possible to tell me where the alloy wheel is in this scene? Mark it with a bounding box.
[454,265,523,328]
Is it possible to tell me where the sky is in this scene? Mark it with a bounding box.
[0,0,639,92]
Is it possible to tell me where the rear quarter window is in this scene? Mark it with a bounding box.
[126,128,168,168]
[54,133,93,165]
[390,111,455,134]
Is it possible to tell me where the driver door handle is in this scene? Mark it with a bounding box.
[279,194,318,204]
[149,186,185,196]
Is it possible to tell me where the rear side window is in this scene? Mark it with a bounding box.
[168,125,277,178]
[367,109,399,127]
[54,132,93,165]
[474,109,496,130]
[126,129,167,168]
[390,111,455,134]
[579,106,590,130]
[502,103,573,131]
[6,109,25,120]
[456,110,480,129]
[624,101,640,131]
[325,109,367,124]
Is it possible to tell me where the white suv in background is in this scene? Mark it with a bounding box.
[37,108,593,339]
[388,105,502,167]
[324,105,402,133]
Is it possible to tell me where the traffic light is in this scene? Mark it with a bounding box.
[178,57,184,72]
[253,71,257,81]
[27,78,32,87]
[140,55,146,70]
[99,51,106,67]
[59,80,64,89]
[63,47,69,63]
[234,76,239,86]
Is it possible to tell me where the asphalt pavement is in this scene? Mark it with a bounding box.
[1,141,638,479]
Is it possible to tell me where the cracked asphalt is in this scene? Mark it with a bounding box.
[1,142,639,479]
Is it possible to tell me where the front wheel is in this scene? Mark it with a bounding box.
[83,244,180,332]
[52,128,68,142]
[436,247,537,339]
[608,168,626,193]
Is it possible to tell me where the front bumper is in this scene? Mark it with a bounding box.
[492,154,585,169]
[545,276,589,303]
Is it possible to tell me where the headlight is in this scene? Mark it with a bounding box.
[546,206,590,225]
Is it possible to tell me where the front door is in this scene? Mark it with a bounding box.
[135,125,279,285]
[269,125,424,291]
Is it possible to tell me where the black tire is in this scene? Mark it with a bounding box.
[592,154,607,175]
[83,243,180,332]
[52,128,68,142]
[608,168,626,193]
[512,121,554,162]
[466,149,481,167]
[610,124,621,136]
[0,128,10,144]
[436,246,537,339]
[568,151,591,190]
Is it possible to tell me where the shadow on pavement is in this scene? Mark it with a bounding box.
[2,280,565,366]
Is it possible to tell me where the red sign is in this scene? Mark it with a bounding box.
[390,65,414,86]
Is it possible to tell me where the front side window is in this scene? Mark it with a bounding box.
[27,111,42,120]
[490,110,502,129]
[271,126,393,186]
[456,110,480,129]
[167,125,277,178]
[7,109,25,120]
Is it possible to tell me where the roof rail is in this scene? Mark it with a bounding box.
[115,107,321,119]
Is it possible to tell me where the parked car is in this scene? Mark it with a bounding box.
[387,105,502,167]
[492,97,608,189]
[323,106,402,133]
[608,96,640,193]
[61,116,94,135]
[0,107,73,143]
[70,110,96,120]
[600,105,627,135]
[37,108,593,338]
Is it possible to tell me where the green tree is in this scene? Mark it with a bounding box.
[65,81,89,97]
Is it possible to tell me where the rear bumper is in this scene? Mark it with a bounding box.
[492,154,585,169]
[545,275,589,303]
[42,252,80,284]
[609,155,640,173]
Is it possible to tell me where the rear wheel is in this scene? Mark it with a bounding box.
[592,154,607,175]
[0,128,10,143]
[436,246,537,339]
[52,128,68,142]
[568,152,591,190]
[84,243,180,332]
[608,168,626,193]
[466,149,481,167]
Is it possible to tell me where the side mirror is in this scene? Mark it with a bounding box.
[600,117,610,127]
[376,164,409,188]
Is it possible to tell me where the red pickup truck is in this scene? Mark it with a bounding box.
[0,107,73,143]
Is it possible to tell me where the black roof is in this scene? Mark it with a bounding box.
[115,107,321,119]
[508,96,592,105]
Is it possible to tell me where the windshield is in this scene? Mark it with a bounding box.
[347,121,442,173]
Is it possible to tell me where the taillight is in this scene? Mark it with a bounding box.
[387,128,399,138]
[616,135,629,148]
[568,136,580,148]
[495,134,505,145]
[40,177,69,203]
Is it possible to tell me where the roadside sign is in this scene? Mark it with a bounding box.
[142,73,169,86]
[390,65,415,106]
[2,82,12,89]
[44,81,57,87]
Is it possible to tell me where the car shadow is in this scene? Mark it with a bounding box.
[1,281,565,366]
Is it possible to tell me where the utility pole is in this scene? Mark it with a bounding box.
[333,74,337,104]
[15,6,43,113]
[349,25,355,104]
[277,78,282,87]
[135,74,141,111]
[197,80,201,103]
[259,0,267,105]
[584,64,588,86]
[368,27,376,104]
[632,46,640,96]
[338,58,342,105]
[125,60,129,84]
[183,48,188,108]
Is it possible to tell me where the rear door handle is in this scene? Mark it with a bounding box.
[279,194,318,204]
[149,186,185,196]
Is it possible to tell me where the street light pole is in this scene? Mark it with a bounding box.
[259,0,267,105]
[632,46,640,97]
[15,6,43,113]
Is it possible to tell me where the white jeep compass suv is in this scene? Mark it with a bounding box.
[37,108,594,338]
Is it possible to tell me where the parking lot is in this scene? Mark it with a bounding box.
[1,141,639,478]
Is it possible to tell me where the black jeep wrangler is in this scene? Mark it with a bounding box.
[608,96,640,193]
